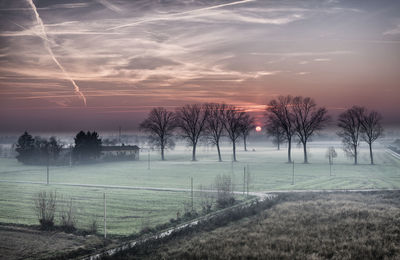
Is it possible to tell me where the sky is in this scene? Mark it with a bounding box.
[0,0,399,133]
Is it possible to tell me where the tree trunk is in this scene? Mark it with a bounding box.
[216,142,222,162]
[243,136,247,151]
[354,145,358,165]
[232,141,237,162]
[303,141,308,163]
[192,143,197,161]
[277,140,280,150]
[369,143,374,165]
[161,145,165,161]
[287,136,292,163]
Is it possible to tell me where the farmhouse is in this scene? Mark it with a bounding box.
[101,145,140,161]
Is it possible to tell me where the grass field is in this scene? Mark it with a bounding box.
[0,141,399,235]
[114,191,400,259]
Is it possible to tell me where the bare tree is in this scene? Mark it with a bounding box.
[175,104,209,161]
[337,106,365,165]
[292,96,330,163]
[139,107,176,160]
[240,113,256,151]
[326,146,337,164]
[265,115,286,150]
[266,96,295,162]
[224,105,246,162]
[360,110,383,165]
[205,103,227,162]
[34,191,57,229]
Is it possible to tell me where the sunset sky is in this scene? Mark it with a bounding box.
[0,0,399,133]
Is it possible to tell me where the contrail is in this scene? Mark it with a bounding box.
[109,0,255,30]
[27,0,87,106]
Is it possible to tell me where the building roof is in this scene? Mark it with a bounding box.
[101,145,140,151]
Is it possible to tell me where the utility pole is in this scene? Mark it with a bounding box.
[46,151,49,185]
[69,145,72,167]
[292,160,295,185]
[46,161,49,185]
[104,192,107,239]
[147,149,150,170]
[118,126,122,144]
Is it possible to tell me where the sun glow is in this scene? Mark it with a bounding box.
[255,126,262,132]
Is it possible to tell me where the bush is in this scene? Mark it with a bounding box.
[89,219,98,234]
[59,198,77,232]
[34,191,57,230]
[215,174,235,209]
[198,184,215,214]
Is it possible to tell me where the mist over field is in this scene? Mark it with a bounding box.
[1,0,400,259]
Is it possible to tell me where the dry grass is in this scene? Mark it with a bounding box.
[116,191,400,259]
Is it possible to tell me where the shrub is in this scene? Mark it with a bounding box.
[34,191,57,230]
[59,198,77,232]
[198,184,215,214]
[89,219,98,234]
[215,174,235,209]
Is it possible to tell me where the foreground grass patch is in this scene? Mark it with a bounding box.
[0,183,204,236]
[117,191,400,259]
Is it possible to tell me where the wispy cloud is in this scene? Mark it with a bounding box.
[313,58,331,62]
[95,0,122,13]
[296,71,310,75]
[251,51,354,57]
[108,0,256,30]
[26,0,87,105]
[383,24,400,36]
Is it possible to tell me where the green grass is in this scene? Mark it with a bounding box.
[0,141,399,236]
[0,183,200,236]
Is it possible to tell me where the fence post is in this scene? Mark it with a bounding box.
[243,167,246,195]
[104,192,107,239]
[246,164,250,196]
[292,160,295,185]
[191,176,193,211]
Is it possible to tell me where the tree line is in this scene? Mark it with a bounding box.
[15,131,102,165]
[15,96,383,165]
[141,96,383,164]
[140,103,255,162]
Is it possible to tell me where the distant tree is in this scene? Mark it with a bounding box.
[139,107,176,161]
[73,131,102,162]
[359,110,383,165]
[205,103,227,162]
[326,146,338,165]
[337,106,365,165]
[175,104,209,161]
[15,132,62,165]
[265,116,286,150]
[224,105,246,162]
[48,137,63,160]
[292,96,330,163]
[102,138,118,146]
[15,131,35,164]
[33,136,63,164]
[266,96,295,163]
[240,113,256,151]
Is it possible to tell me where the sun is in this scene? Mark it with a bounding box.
[255,126,262,132]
